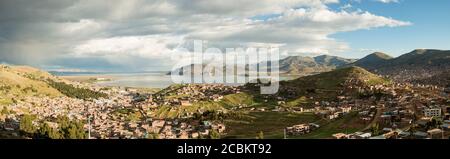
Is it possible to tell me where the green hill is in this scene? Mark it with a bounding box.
[1,64,107,105]
[0,65,63,105]
[242,66,390,103]
[284,66,389,89]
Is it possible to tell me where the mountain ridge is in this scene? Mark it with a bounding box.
[348,49,450,85]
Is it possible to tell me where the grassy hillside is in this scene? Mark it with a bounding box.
[1,64,107,105]
[283,66,389,89]
[0,65,63,105]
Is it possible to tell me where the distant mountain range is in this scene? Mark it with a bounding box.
[277,55,357,75]
[167,55,357,76]
[167,49,449,86]
[346,49,450,86]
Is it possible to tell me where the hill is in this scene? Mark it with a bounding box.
[0,65,107,105]
[274,55,356,75]
[388,49,449,66]
[349,49,450,85]
[283,66,389,90]
[0,65,63,105]
[243,66,389,100]
[344,52,392,70]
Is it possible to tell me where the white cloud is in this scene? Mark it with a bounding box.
[0,0,411,70]
[72,35,183,58]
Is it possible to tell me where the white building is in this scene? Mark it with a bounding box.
[423,107,441,117]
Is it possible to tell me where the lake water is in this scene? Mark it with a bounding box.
[95,73,174,88]
[56,72,298,89]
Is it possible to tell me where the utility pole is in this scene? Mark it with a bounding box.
[86,105,91,139]
[88,114,91,139]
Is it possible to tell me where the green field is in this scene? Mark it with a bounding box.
[152,101,226,119]
[224,112,321,139]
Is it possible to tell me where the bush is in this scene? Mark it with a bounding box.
[56,116,87,139]
[38,122,62,139]
[210,129,221,139]
[256,131,264,139]
[20,114,37,134]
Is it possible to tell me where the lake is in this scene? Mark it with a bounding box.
[56,72,299,89]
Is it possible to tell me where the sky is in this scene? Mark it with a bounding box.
[0,0,448,72]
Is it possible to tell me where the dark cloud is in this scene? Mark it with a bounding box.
[0,0,410,71]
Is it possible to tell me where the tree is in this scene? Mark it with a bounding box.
[65,120,86,139]
[38,122,62,139]
[256,131,264,139]
[56,116,70,133]
[47,80,107,100]
[210,129,221,139]
[436,120,443,129]
[371,123,380,136]
[55,116,86,139]
[20,114,37,134]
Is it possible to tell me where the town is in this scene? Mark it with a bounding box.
[1,73,449,139]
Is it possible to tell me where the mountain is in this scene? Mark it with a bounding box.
[166,64,244,76]
[278,55,356,75]
[314,55,358,66]
[344,52,392,70]
[167,55,356,76]
[349,49,450,85]
[388,49,449,66]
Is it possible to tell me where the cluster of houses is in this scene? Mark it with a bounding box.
[145,120,226,139]
[285,123,320,135]
[145,84,240,108]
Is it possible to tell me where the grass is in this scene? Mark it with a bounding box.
[0,98,14,106]
[152,101,226,119]
[113,108,143,122]
[220,93,256,108]
[285,66,390,90]
[282,96,310,108]
[224,112,321,139]
[0,68,63,105]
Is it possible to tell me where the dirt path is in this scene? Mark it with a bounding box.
[362,107,383,131]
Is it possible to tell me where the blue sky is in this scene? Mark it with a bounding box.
[330,0,450,58]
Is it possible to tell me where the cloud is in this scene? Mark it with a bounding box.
[0,0,411,71]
